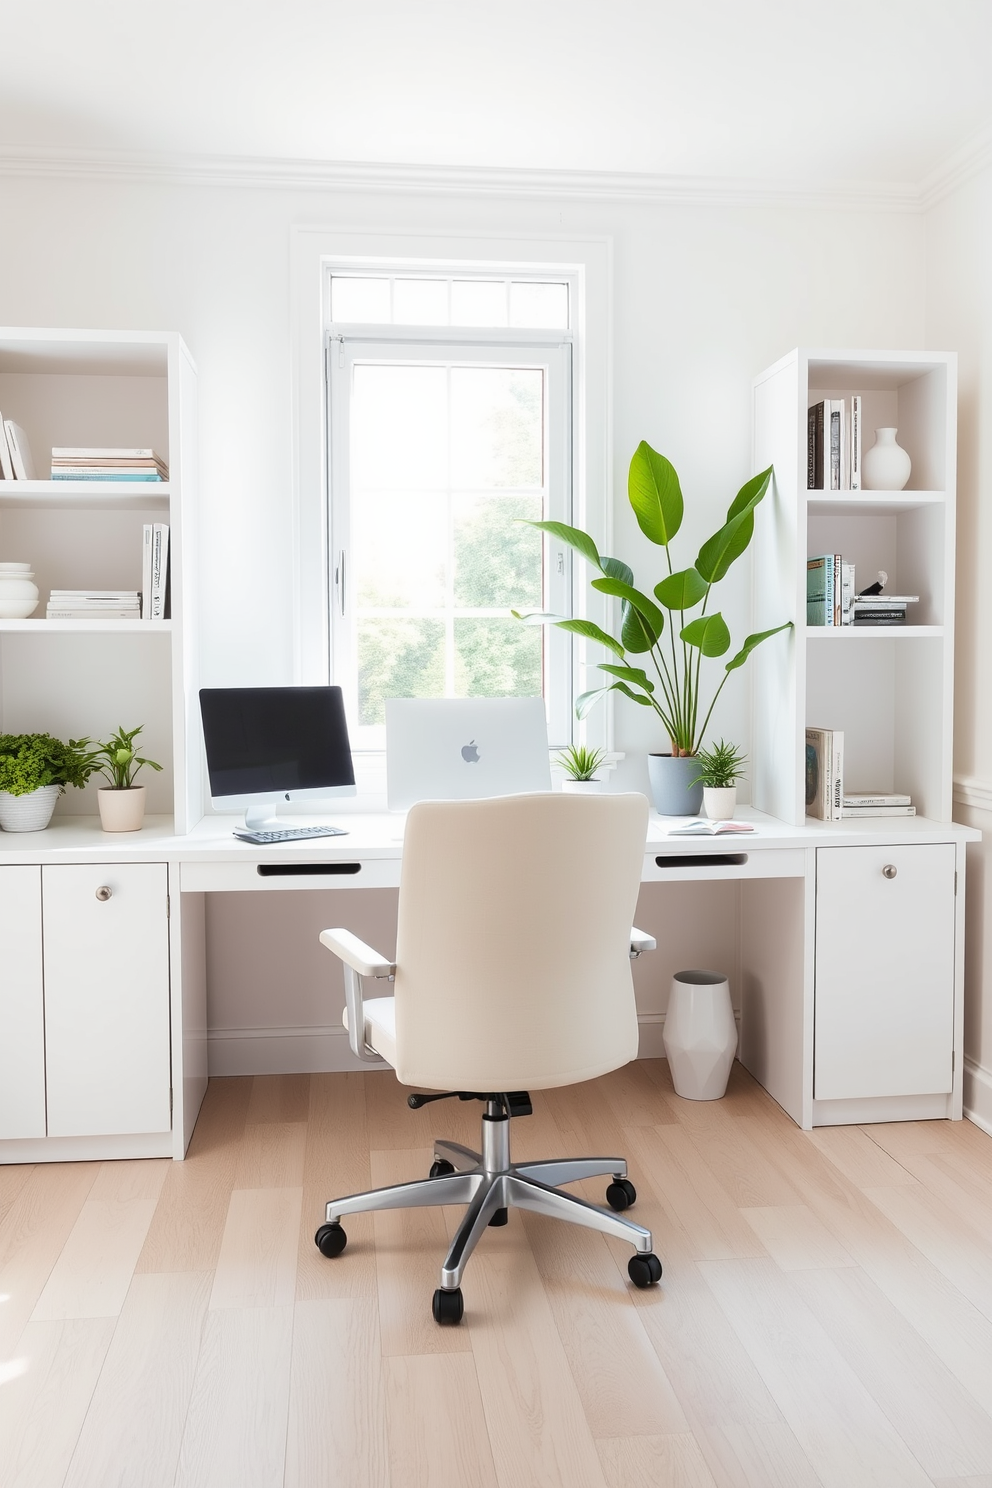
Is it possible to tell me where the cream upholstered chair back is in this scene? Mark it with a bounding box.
[390,791,649,1092]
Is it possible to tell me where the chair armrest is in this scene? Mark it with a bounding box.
[320,928,396,979]
[630,926,657,957]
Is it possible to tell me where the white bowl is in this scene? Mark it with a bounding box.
[0,599,40,618]
[0,562,33,573]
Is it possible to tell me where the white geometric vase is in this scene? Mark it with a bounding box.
[663,969,737,1100]
[862,428,912,492]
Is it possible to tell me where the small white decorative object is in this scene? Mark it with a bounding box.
[663,969,737,1100]
[561,778,602,793]
[97,785,147,832]
[0,783,60,831]
[862,428,911,492]
[0,562,40,619]
[702,786,736,819]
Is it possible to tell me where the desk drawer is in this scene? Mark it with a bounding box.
[180,858,402,892]
[642,848,805,882]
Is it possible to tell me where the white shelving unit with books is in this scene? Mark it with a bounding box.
[750,348,956,827]
[0,328,200,832]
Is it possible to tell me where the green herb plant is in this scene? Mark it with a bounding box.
[514,440,792,756]
[555,743,608,781]
[86,725,163,790]
[0,732,95,796]
[690,739,747,790]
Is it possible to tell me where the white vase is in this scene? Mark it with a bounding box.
[663,969,737,1100]
[98,785,146,832]
[0,783,61,831]
[0,562,40,619]
[702,786,736,819]
[561,778,602,793]
[862,428,911,492]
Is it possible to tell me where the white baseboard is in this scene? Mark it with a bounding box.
[964,1057,992,1136]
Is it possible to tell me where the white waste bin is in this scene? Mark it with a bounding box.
[663,969,737,1100]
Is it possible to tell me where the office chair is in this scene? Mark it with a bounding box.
[315,791,662,1324]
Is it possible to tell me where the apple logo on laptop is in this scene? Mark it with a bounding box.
[461,739,480,763]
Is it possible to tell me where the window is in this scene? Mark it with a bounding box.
[326,270,574,748]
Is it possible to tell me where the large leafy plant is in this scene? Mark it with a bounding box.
[0,733,94,796]
[515,441,791,756]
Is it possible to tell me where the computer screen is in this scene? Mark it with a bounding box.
[199,686,356,828]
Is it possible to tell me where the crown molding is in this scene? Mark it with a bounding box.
[0,144,924,212]
[919,124,992,211]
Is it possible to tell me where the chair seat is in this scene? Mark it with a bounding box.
[343,996,397,1067]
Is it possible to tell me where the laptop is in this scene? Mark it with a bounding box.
[385,697,552,811]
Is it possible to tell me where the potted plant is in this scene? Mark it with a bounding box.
[690,739,747,820]
[555,743,608,793]
[515,440,791,814]
[0,732,94,831]
[86,724,162,832]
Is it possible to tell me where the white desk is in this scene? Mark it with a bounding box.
[0,806,979,1162]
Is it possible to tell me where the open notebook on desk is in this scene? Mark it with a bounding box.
[666,819,755,836]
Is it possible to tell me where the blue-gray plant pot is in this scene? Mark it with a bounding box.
[647,753,704,816]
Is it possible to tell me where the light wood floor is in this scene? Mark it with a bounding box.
[4,1062,992,1487]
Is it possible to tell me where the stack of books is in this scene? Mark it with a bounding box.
[50,447,168,482]
[852,594,918,626]
[807,554,855,626]
[841,792,916,818]
[47,590,140,620]
[807,395,862,491]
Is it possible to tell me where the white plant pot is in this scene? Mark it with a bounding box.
[702,786,737,819]
[0,783,61,831]
[98,785,146,832]
[663,969,738,1100]
[561,778,603,793]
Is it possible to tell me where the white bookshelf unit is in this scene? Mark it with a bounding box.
[751,348,957,827]
[0,328,201,832]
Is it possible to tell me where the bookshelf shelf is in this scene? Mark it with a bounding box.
[807,490,945,516]
[0,619,174,634]
[804,625,945,640]
[0,481,171,510]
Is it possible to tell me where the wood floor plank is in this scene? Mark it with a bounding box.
[370,1147,473,1356]
[173,1306,294,1488]
[285,1299,389,1488]
[0,1317,115,1488]
[0,1162,98,1356]
[0,1166,34,1227]
[593,1059,680,1130]
[864,1180,992,1324]
[666,1105,805,1210]
[88,1157,170,1203]
[30,1196,160,1321]
[233,1119,307,1189]
[246,1072,311,1124]
[698,1255,934,1487]
[468,1245,611,1488]
[183,1075,253,1159]
[807,1124,918,1189]
[383,1353,499,1488]
[932,1477,992,1487]
[63,1271,212,1488]
[596,1433,719,1488]
[296,1071,377,1302]
[209,1186,302,1310]
[522,1206,690,1438]
[791,1263,992,1480]
[739,1203,857,1271]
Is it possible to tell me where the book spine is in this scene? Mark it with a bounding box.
[829,730,844,820]
[808,402,824,490]
[829,402,841,491]
[841,561,855,625]
[0,409,12,481]
[850,394,861,490]
[150,523,170,620]
[47,611,140,620]
[832,552,842,626]
[141,524,153,621]
[840,805,917,817]
[842,794,912,807]
[50,471,164,482]
[807,405,816,489]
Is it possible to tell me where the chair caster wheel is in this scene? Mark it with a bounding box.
[488,1207,508,1227]
[628,1252,662,1289]
[606,1178,637,1211]
[432,1287,464,1325]
[429,1158,455,1178]
[315,1222,347,1258]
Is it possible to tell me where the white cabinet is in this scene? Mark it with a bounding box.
[814,844,956,1101]
[0,866,45,1138]
[0,861,171,1143]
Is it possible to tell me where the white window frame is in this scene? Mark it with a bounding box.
[327,326,573,748]
[290,228,614,763]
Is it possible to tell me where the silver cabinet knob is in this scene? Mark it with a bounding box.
[882,864,897,880]
[95,885,113,901]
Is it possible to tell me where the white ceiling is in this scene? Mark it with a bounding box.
[2,0,990,189]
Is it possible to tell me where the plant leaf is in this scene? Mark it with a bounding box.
[591,577,663,646]
[601,556,634,586]
[654,567,708,611]
[681,612,732,657]
[610,681,654,707]
[723,620,793,672]
[511,609,565,625]
[526,519,602,571]
[726,465,772,520]
[553,618,626,659]
[574,685,614,719]
[628,440,683,547]
[598,663,655,693]
[695,508,755,584]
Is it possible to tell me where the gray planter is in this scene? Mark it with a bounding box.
[647,754,704,816]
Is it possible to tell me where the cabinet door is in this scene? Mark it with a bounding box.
[0,865,46,1139]
[43,863,171,1137]
[814,843,955,1101]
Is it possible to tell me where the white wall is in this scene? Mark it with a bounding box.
[926,160,992,1128]
[0,169,927,1068]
